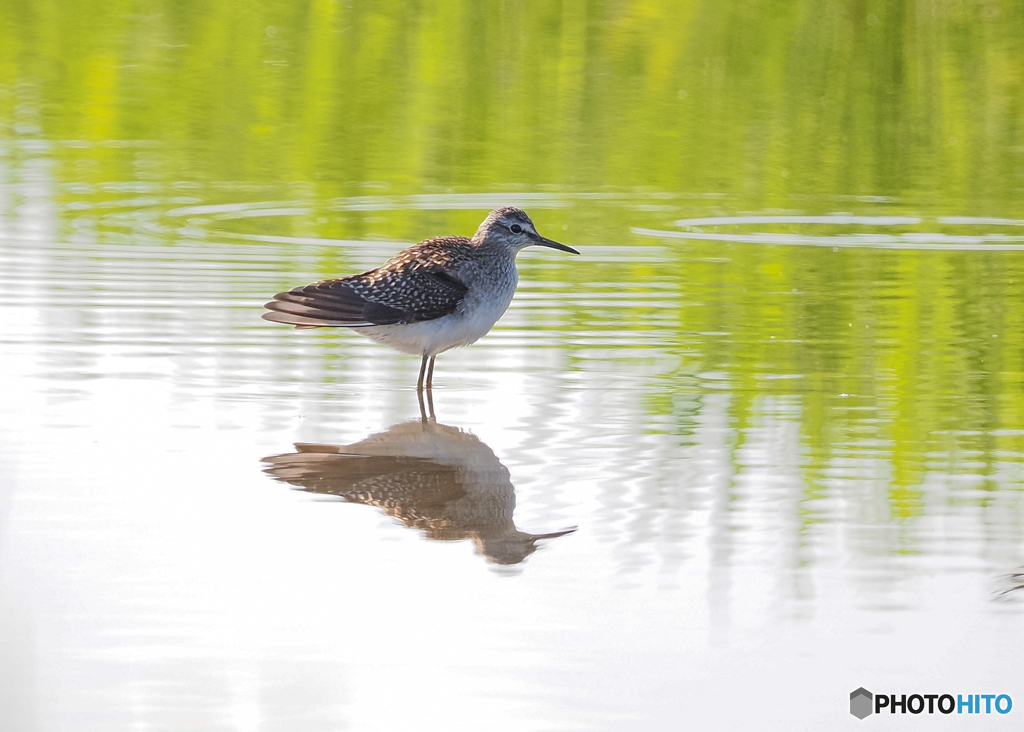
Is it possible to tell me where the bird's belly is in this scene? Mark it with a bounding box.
[359,287,515,357]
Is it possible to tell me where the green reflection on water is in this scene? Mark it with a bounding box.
[1,1,1023,542]
[2,0,1022,206]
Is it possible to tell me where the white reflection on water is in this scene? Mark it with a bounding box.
[2,169,1024,729]
[635,226,1024,249]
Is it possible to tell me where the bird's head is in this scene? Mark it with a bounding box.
[474,206,579,255]
[476,526,578,565]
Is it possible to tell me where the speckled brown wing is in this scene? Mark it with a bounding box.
[263,236,472,329]
[262,448,470,511]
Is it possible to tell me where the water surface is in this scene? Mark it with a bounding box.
[2,1,1024,729]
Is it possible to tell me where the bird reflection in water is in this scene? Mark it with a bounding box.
[995,569,1024,601]
[261,397,575,566]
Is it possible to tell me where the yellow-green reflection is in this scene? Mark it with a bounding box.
[2,0,1022,207]
[1,0,1023,555]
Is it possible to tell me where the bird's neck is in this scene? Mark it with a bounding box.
[472,237,519,260]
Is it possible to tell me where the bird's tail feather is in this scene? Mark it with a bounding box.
[263,286,376,328]
[262,307,372,329]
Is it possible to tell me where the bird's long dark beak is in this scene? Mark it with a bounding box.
[532,527,578,540]
[532,233,579,255]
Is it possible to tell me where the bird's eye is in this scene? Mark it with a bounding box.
[509,224,523,234]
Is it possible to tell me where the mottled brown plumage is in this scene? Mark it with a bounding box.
[264,236,473,328]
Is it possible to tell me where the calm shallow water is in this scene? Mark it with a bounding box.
[3,182,1024,730]
[3,1,1024,730]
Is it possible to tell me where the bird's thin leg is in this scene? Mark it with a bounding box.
[416,354,429,392]
[425,356,436,390]
[415,357,436,423]
[425,382,436,421]
[416,388,428,423]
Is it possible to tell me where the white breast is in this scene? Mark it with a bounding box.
[358,262,519,357]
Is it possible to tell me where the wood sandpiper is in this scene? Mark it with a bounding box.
[263,206,578,390]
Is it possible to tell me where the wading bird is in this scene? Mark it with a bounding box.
[263,207,578,390]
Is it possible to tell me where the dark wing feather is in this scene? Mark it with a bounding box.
[263,279,406,328]
[263,241,471,329]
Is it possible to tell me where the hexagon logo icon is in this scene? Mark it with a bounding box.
[850,688,873,719]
